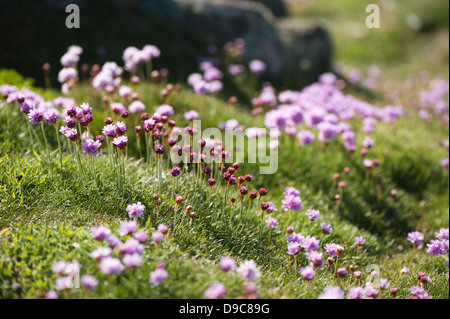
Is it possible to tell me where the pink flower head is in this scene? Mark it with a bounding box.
[118,238,144,255]
[320,223,332,234]
[348,287,365,299]
[133,230,148,243]
[249,60,266,74]
[265,217,279,229]
[90,246,113,260]
[301,236,320,252]
[90,226,111,241]
[281,194,302,212]
[102,124,117,137]
[81,138,101,156]
[318,286,344,299]
[112,136,128,149]
[355,236,366,246]
[219,256,237,272]
[81,275,99,291]
[99,257,124,275]
[152,231,164,244]
[204,282,227,299]
[126,202,145,219]
[407,231,424,245]
[184,110,199,121]
[122,253,143,268]
[237,260,261,281]
[149,268,169,286]
[117,220,137,237]
[299,266,315,281]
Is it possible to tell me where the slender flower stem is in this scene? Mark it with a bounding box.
[158,155,162,195]
[145,133,149,167]
[41,122,50,170]
[122,149,126,196]
[136,135,142,159]
[259,212,265,240]
[54,124,63,171]
[75,141,84,178]
[171,177,175,203]
[25,114,34,148]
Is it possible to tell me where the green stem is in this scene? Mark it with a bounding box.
[55,124,63,171]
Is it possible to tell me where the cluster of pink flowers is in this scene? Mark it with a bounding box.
[418,78,449,125]
[58,45,83,93]
[187,60,223,95]
[259,72,405,154]
[92,62,123,92]
[123,45,160,72]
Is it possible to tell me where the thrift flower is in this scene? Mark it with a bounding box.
[317,286,344,299]
[152,231,164,244]
[237,260,261,281]
[324,243,340,257]
[126,202,145,219]
[184,110,199,121]
[265,217,279,229]
[427,240,444,256]
[306,251,324,269]
[149,268,169,286]
[305,209,321,222]
[299,267,315,281]
[379,278,390,290]
[157,224,169,235]
[436,228,449,241]
[204,282,227,299]
[355,236,366,246]
[51,261,67,275]
[123,253,144,268]
[287,242,300,256]
[102,124,117,137]
[219,257,237,272]
[99,258,124,275]
[407,231,424,246]
[117,220,137,237]
[348,287,365,299]
[81,275,98,291]
[321,223,332,235]
[112,136,128,149]
[28,109,43,124]
[91,226,111,241]
[118,238,144,255]
[81,138,101,156]
[400,266,411,275]
[249,60,266,74]
[301,236,320,252]
[90,247,113,260]
[281,194,302,212]
[45,290,59,299]
[133,230,148,243]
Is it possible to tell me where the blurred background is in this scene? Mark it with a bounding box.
[0,0,448,89]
